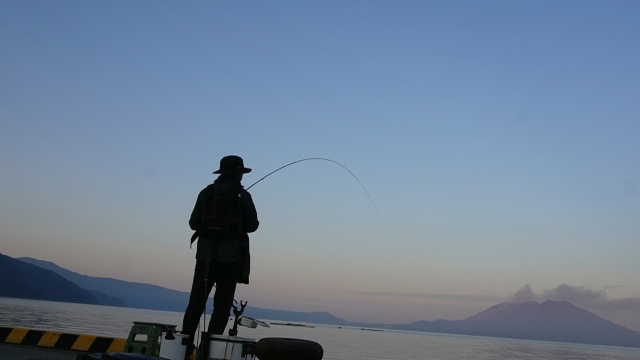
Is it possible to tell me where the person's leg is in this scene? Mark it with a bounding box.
[181,260,215,338]
[208,261,244,335]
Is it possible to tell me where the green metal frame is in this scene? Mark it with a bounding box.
[123,321,177,355]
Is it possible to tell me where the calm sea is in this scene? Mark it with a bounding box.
[1,297,640,360]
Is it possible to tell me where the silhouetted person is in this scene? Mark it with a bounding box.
[181,155,259,346]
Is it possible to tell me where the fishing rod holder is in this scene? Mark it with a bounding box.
[229,300,247,336]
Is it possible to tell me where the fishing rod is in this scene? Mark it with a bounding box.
[246,157,378,212]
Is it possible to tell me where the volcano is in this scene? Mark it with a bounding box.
[394,300,640,348]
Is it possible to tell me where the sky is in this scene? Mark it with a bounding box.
[1,1,639,331]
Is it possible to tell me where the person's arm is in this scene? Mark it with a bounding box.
[241,191,259,233]
[189,189,206,231]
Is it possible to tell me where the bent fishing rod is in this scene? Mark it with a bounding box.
[246,157,378,212]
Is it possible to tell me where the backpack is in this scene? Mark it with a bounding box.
[200,184,243,238]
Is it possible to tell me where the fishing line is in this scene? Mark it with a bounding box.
[246,157,378,212]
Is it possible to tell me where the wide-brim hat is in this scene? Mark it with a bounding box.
[213,155,252,174]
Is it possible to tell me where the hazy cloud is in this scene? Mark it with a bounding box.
[540,284,607,303]
[601,284,626,291]
[592,297,640,312]
[511,283,640,312]
[511,284,536,303]
[353,291,505,304]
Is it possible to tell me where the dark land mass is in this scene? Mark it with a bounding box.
[18,257,348,325]
[243,308,348,326]
[15,256,126,307]
[270,323,315,328]
[391,300,640,348]
[0,253,98,305]
[11,256,640,348]
[19,257,185,312]
[86,289,127,307]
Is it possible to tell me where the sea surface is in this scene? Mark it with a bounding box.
[2,297,640,360]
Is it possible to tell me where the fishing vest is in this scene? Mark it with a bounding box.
[200,184,243,238]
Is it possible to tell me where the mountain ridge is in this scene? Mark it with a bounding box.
[19,257,188,312]
[394,300,640,348]
[0,253,99,305]
[18,256,348,325]
[11,256,640,348]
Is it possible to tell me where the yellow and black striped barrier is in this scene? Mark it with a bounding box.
[0,326,126,353]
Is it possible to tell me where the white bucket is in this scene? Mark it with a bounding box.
[207,335,256,360]
[159,332,189,360]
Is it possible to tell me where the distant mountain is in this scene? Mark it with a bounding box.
[15,256,640,348]
[0,253,99,305]
[393,300,640,348]
[18,257,349,325]
[19,257,189,312]
[86,289,127,307]
[244,308,348,325]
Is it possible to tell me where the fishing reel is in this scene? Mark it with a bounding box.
[238,316,270,329]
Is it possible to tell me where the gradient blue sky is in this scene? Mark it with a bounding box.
[2,1,639,330]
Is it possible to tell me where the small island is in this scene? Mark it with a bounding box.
[270,322,315,328]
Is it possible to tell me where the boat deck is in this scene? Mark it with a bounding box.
[0,342,81,360]
[0,326,127,360]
